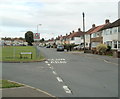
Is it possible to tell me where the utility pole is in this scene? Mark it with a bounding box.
[82,12,85,53]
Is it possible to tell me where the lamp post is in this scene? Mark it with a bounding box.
[36,24,42,45]
[37,24,42,34]
[36,24,42,58]
[82,12,85,53]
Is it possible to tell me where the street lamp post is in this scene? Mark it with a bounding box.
[82,12,85,53]
[36,24,42,58]
[36,24,42,45]
[37,24,42,34]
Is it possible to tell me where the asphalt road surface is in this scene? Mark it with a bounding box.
[2,47,118,97]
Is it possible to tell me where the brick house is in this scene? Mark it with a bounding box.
[100,18,120,50]
[67,28,84,45]
[86,19,110,49]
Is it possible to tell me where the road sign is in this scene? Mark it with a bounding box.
[34,33,40,40]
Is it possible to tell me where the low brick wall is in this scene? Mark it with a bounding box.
[84,50,92,53]
[112,50,120,58]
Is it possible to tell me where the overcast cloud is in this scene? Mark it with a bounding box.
[0,0,119,39]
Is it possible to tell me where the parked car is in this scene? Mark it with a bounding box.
[73,45,84,50]
[46,45,51,48]
[57,45,64,51]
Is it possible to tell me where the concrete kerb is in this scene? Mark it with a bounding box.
[4,80,56,98]
[0,58,46,63]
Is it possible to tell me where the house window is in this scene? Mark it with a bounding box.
[106,41,112,47]
[118,41,120,48]
[110,29,112,34]
[113,27,117,34]
[113,41,117,48]
[86,43,88,46]
[71,37,74,40]
[92,33,96,38]
[81,36,84,39]
[118,26,120,32]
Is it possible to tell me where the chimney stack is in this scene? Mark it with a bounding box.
[70,32,72,35]
[72,30,74,33]
[92,24,96,28]
[66,33,68,36]
[105,19,110,24]
[78,28,81,32]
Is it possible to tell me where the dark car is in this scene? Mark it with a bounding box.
[46,45,51,48]
[57,45,64,51]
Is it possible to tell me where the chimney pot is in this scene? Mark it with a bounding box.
[105,19,110,24]
[72,30,74,33]
[92,24,96,28]
[78,28,81,32]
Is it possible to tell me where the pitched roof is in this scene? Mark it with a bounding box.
[86,27,97,34]
[86,24,109,34]
[100,18,120,30]
[68,31,84,38]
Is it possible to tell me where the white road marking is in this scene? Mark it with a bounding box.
[51,61,53,63]
[45,61,48,63]
[59,61,63,63]
[51,66,54,70]
[104,60,118,65]
[56,77,63,82]
[55,61,58,63]
[57,61,60,63]
[63,61,67,63]
[53,71,57,75]
[63,86,72,94]
[47,64,50,66]
[104,60,111,63]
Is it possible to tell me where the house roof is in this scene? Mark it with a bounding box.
[68,31,84,38]
[86,24,109,34]
[100,18,120,30]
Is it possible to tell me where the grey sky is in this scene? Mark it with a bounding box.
[0,0,119,40]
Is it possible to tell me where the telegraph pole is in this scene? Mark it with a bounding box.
[82,12,85,53]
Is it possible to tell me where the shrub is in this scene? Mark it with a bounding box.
[107,45,111,51]
[96,44,107,55]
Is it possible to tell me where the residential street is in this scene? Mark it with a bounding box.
[2,47,118,97]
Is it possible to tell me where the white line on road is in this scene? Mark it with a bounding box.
[56,77,63,82]
[45,61,48,63]
[47,64,50,66]
[51,61,53,63]
[62,61,67,63]
[104,60,110,63]
[104,60,118,65]
[53,71,57,75]
[49,66,54,69]
[55,61,58,63]
[63,86,72,94]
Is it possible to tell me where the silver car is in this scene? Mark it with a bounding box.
[57,45,64,51]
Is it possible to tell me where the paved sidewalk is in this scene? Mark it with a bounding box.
[2,86,56,98]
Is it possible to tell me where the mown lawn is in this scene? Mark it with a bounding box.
[0,80,23,88]
[2,46,45,62]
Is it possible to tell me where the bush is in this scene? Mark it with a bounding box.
[107,45,111,51]
[96,44,107,55]
[63,44,76,51]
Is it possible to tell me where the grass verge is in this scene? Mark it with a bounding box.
[2,46,45,62]
[0,80,23,88]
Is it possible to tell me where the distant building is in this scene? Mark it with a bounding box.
[67,29,84,45]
